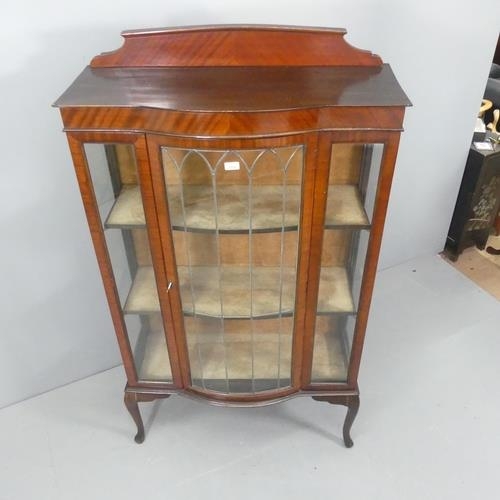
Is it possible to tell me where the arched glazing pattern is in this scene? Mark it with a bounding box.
[162,145,304,393]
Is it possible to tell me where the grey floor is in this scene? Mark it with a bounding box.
[1,255,500,500]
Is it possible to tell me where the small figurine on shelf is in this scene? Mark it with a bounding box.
[479,99,493,119]
[487,109,499,136]
[475,100,491,141]
[484,109,500,148]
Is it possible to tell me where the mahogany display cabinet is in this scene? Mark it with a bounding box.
[54,25,410,447]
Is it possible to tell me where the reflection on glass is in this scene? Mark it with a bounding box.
[84,143,172,382]
[311,143,383,383]
[162,146,304,393]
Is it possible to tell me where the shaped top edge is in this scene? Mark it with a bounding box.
[121,24,348,37]
[90,24,383,68]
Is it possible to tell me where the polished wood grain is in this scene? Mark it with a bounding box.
[55,65,410,111]
[299,129,337,388]
[291,133,318,389]
[66,132,142,386]
[66,130,184,390]
[300,129,405,391]
[59,106,406,138]
[57,25,409,444]
[133,135,185,388]
[346,132,403,385]
[124,384,358,405]
[90,25,382,68]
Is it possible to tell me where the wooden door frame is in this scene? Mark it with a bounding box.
[301,129,402,391]
[66,130,184,389]
[145,132,318,403]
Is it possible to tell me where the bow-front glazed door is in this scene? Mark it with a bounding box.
[147,133,317,400]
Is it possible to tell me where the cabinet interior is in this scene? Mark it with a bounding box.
[87,140,378,390]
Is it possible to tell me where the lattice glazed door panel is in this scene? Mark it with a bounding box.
[161,145,305,393]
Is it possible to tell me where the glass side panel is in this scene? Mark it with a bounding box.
[84,143,172,383]
[311,143,383,383]
[162,146,304,393]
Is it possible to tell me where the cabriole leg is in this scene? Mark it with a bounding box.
[124,390,171,444]
[342,395,360,448]
[124,391,145,444]
[312,394,360,448]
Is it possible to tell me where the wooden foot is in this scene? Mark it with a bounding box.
[486,246,500,255]
[124,390,171,444]
[313,394,360,448]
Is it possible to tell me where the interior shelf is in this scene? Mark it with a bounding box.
[310,332,349,382]
[124,267,159,314]
[105,184,369,231]
[324,185,369,228]
[317,267,355,314]
[137,328,347,383]
[168,185,300,233]
[135,327,173,382]
[123,265,355,317]
[105,186,145,228]
[177,266,297,318]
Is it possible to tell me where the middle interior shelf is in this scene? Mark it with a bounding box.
[105,184,370,231]
[124,265,356,318]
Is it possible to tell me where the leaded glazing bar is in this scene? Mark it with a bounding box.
[161,145,304,393]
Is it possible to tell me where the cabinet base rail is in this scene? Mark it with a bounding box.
[124,386,360,447]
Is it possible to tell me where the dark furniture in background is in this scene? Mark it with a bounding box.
[493,34,500,65]
[54,25,410,447]
[489,35,500,237]
[445,143,500,260]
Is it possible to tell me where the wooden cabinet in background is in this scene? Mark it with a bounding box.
[54,25,410,447]
[445,144,500,260]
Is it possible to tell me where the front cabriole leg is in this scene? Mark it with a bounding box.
[313,393,360,448]
[124,391,145,443]
[342,395,360,448]
[124,389,171,444]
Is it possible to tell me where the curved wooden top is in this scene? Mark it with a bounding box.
[54,64,413,112]
[91,24,383,68]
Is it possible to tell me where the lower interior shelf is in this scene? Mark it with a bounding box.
[136,321,348,385]
[136,326,173,382]
[124,265,355,317]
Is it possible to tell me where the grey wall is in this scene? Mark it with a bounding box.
[1,0,499,408]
